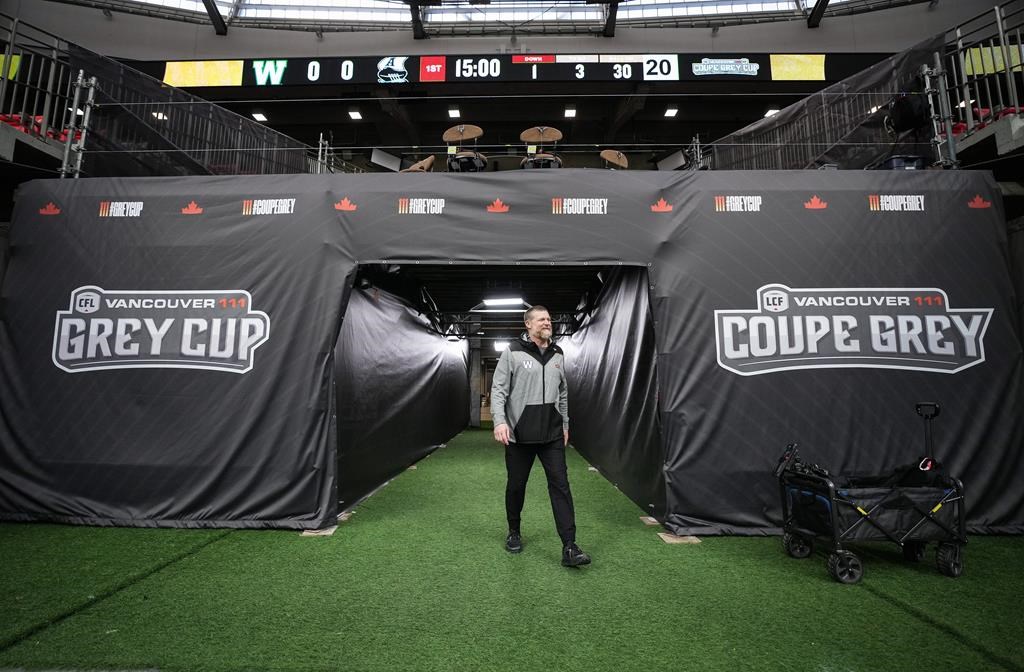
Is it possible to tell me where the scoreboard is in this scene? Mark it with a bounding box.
[159,53,882,88]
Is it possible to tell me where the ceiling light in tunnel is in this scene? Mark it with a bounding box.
[764,108,780,118]
[252,112,268,122]
[564,106,576,118]
[349,109,363,120]
[448,106,461,119]
[494,341,510,352]
[483,298,523,306]
[664,106,678,118]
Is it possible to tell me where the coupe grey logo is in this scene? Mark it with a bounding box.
[692,57,760,77]
[714,284,993,376]
[377,56,409,84]
[53,286,270,374]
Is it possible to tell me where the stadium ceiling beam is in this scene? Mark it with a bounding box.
[201,0,228,35]
[408,1,429,40]
[603,1,620,38]
[807,0,830,28]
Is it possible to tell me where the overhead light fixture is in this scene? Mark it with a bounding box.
[68,107,84,116]
[448,106,461,119]
[349,109,362,120]
[564,105,576,119]
[957,99,976,109]
[252,112,268,122]
[494,341,510,352]
[483,298,523,306]
[869,106,880,114]
[664,106,678,118]
[152,112,168,121]
[764,108,780,118]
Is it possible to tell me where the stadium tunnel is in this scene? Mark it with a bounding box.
[336,262,665,520]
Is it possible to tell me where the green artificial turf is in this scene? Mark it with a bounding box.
[1,428,1022,671]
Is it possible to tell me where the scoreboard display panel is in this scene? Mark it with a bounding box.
[161,52,882,88]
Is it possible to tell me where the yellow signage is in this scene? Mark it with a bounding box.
[164,60,244,87]
[962,47,1022,76]
[0,55,22,80]
[770,54,825,81]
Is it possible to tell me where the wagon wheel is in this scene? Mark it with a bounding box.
[936,542,964,578]
[902,541,926,562]
[827,551,863,584]
[783,532,813,559]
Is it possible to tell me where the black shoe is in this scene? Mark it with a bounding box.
[505,531,523,554]
[562,542,591,567]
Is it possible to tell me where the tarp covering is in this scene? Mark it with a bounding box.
[335,286,468,509]
[563,267,665,520]
[1010,217,1024,339]
[1,170,1021,533]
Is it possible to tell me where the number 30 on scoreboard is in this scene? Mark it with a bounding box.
[642,55,679,81]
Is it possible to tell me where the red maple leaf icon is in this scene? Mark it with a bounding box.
[650,198,673,213]
[967,194,991,209]
[334,197,358,212]
[804,195,828,210]
[181,200,203,215]
[486,198,510,213]
[38,202,61,216]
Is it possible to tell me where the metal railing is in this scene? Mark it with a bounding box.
[1,11,361,176]
[944,1,1023,137]
[702,1,1024,171]
[0,16,79,155]
[703,34,942,170]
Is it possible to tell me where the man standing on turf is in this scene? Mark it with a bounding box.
[490,305,591,567]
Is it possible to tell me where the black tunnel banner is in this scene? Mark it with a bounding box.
[335,287,469,509]
[1,170,1021,533]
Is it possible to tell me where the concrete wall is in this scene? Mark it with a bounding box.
[0,0,1001,60]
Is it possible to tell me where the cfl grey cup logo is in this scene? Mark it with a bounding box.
[377,56,409,84]
[53,286,270,374]
[714,284,993,376]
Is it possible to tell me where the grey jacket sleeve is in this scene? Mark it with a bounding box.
[558,365,569,430]
[490,349,512,427]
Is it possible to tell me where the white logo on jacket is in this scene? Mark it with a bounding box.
[522,360,533,369]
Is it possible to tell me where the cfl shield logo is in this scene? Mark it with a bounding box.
[53,286,271,374]
[377,57,409,83]
[762,290,788,313]
[714,284,993,376]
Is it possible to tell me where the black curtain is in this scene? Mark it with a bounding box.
[335,286,469,509]
[564,267,666,519]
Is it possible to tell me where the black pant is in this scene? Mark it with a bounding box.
[505,438,576,545]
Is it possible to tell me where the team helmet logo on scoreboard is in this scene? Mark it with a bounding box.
[714,284,992,376]
[377,57,409,84]
[53,286,271,374]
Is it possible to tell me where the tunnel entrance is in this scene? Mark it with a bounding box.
[335,262,666,520]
